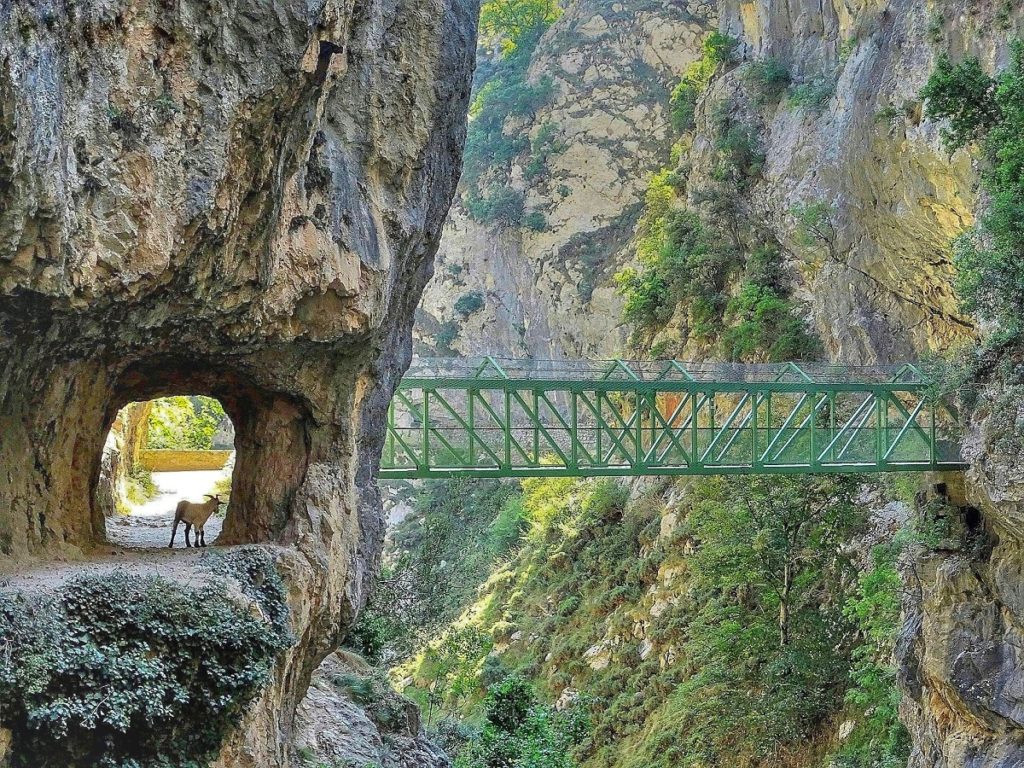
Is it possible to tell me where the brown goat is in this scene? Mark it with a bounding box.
[168,494,222,548]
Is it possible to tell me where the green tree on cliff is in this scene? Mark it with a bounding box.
[663,475,865,765]
[922,43,1024,334]
[480,0,561,54]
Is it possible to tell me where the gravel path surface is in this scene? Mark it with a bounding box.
[106,470,227,549]
[0,470,233,593]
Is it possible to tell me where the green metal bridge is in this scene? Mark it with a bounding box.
[380,358,965,480]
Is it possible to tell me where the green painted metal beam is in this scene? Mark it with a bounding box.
[380,358,967,479]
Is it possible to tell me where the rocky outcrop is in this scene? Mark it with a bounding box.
[696,0,994,362]
[291,652,450,768]
[0,0,477,765]
[417,0,714,359]
[898,382,1024,767]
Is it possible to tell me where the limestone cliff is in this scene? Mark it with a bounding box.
[417,0,714,359]
[419,0,1017,364]
[0,0,476,765]
[898,375,1024,767]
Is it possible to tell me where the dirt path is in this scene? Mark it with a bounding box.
[0,470,237,594]
[106,470,227,549]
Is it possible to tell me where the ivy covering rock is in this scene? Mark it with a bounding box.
[0,550,291,768]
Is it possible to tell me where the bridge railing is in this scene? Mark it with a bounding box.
[380,357,966,479]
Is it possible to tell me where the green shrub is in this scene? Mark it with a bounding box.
[454,678,589,768]
[523,122,566,181]
[922,43,1024,333]
[124,465,157,507]
[522,211,548,231]
[742,58,791,105]
[722,282,819,362]
[455,292,486,317]
[788,78,834,111]
[436,320,461,353]
[669,32,739,132]
[710,114,765,189]
[0,565,290,768]
[616,210,740,333]
[464,186,527,228]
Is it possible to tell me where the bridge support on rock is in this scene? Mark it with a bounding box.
[380,358,966,479]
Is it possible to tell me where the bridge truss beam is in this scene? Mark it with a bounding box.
[380,358,965,479]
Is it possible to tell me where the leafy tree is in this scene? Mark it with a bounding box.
[479,0,561,55]
[661,475,865,765]
[348,479,523,663]
[831,532,912,767]
[455,678,589,768]
[922,42,1024,332]
[145,396,226,450]
[422,627,495,725]
[921,54,1000,149]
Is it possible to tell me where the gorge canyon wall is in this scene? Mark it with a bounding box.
[415,0,1024,765]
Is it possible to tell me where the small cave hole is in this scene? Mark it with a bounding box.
[963,505,983,533]
[96,395,235,550]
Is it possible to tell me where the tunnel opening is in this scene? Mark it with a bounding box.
[98,396,236,549]
[87,359,315,552]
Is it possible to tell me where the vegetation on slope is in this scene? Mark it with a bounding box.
[0,550,290,768]
[615,32,819,361]
[922,40,1024,338]
[461,0,562,230]
[360,475,914,768]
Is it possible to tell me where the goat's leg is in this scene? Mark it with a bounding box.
[197,527,205,548]
[169,515,181,549]
[184,522,193,548]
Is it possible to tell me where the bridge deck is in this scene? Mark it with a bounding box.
[380,358,966,479]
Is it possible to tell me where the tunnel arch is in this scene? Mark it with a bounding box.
[97,358,314,547]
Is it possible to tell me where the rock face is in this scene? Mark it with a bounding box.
[291,652,450,768]
[898,383,1024,767]
[701,0,987,362]
[420,0,1020,365]
[417,0,714,359]
[0,0,477,765]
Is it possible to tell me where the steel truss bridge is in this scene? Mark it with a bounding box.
[380,357,965,480]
